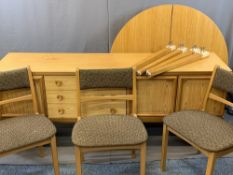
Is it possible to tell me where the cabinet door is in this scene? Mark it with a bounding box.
[137,76,177,122]
[176,76,225,116]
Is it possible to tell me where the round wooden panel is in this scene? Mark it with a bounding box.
[111,4,173,53]
[111,4,228,64]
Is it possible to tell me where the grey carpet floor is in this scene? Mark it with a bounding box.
[1,141,233,165]
[0,145,200,165]
[1,157,233,175]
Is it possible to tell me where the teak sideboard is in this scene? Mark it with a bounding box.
[0,53,230,123]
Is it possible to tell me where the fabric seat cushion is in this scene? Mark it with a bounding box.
[0,115,56,153]
[72,115,148,147]
[164,110,233,152]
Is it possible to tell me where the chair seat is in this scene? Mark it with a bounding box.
[72,115,148,147]
[164,110,233,152]
[0,115,56,153]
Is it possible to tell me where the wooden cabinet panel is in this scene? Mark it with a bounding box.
[137,76,177,117]
[176,76,225,116]
[44,76,76,90]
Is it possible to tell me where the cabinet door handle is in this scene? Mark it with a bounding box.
[55,81,63,87]
[110,108,117,114]
[58,108,65,115]
[56,95,64,101]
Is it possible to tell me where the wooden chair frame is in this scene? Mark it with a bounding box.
[160,65,233,175]
[0,67,60,175]
[75,68,147,175]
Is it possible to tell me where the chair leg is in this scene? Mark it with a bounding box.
[205,153,217,175]
[131,150,136,159]
[140,142,147,175]
[75,146,82,175]
[81,152,85,163]
[50,136,60,175]
[160,124,169,172]
[38,146,46,157]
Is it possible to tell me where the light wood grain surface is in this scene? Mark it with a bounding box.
[0,52,230,75]
[137,76,177,115]
[171,5,228,63]
[111,4,172,53]
[0,53,150,74]
[111,4,228,64]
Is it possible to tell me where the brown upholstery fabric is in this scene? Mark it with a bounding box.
[0,115,56,153]
[212,67,233,94]
[79,68,132,90]
[0,68,30,91]
[164,110,233,152]
[72,115,148,147]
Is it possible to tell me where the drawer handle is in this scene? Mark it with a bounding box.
[58,109,65,115]
[55,81,63,87]
[110,108,117,114]
[56,95,64,101]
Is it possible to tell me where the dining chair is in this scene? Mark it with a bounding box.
[0,67,60,175]
[72,68,148,175]
[160,66,233,175]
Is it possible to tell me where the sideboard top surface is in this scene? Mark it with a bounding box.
[0,52,230,75]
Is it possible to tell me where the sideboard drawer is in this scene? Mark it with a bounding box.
[47,104,77,119]
[81,101,126,117]
[46,91,77,104]
[80,89,127,116]
[44,76,76,90]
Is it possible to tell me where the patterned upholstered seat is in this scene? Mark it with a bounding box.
[164,110,233,152]
[0,115,56,152]
[72,115,148,147]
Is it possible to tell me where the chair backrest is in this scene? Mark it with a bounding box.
[202,66,233,111]
[0,67,39,117]
[76,68,136,119]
